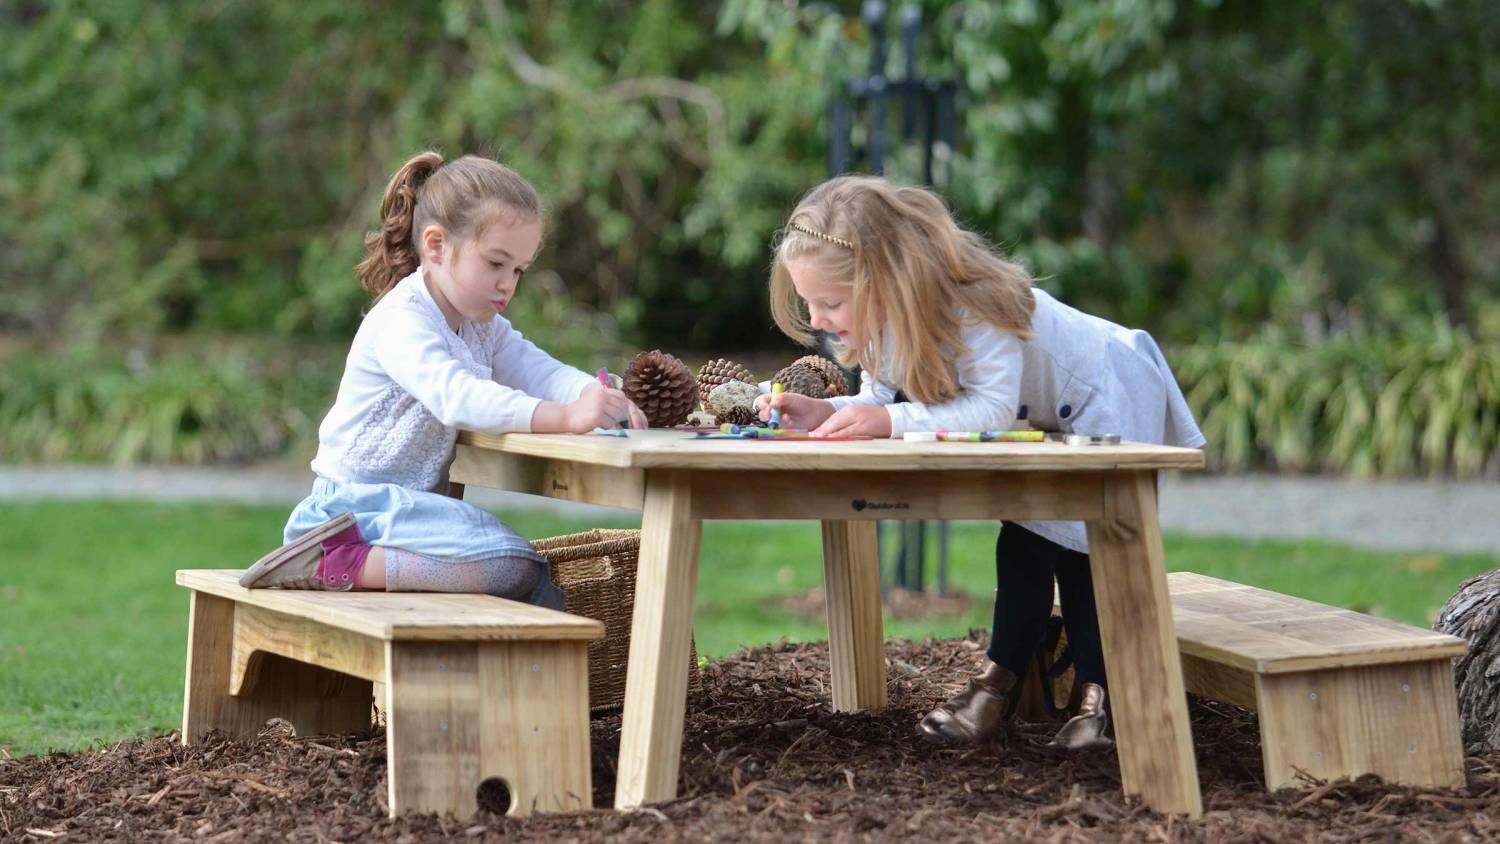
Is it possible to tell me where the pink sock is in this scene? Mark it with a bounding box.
[315,523,371,590]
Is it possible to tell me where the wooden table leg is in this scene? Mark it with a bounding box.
[614,471,702,810]
[821,520,887,712]
[1085,471,1204,818]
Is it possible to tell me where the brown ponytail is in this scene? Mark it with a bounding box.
[356,151,444,301]
[354,150,545,303]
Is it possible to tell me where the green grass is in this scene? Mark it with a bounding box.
[2,500,1494,758]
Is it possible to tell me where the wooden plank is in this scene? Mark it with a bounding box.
[1255,660,1466,790]
[1085,471,1203,818]
[450,444,645,511]
[182,591,371,743]
[230,602,385,694]
[692,471,1105,521]
[1180,652,1257,710]
[1168,572,1467,674]
[477,640,593,815]
[385,641,483,817]
[459,430,1205,472]
[614,471,703,811]
[176,570,604,642]
[821,521,887,712]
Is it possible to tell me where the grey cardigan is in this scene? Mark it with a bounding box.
[830,287,1205,553]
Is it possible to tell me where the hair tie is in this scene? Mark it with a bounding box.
[789,220,855,250]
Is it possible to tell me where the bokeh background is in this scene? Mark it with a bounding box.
[2,0,1496,476]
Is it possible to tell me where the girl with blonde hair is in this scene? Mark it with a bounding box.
[758,175,1204,751]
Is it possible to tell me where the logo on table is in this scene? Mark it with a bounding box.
[851,498,909,512]
[551,479,570,492]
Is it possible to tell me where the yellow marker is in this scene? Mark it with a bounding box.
[769,382,784,429]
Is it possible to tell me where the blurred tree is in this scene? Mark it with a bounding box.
[1,0,1496,351]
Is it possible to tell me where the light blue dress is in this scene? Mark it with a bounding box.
[284,477,555,606]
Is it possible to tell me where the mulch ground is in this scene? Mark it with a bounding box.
[5,634,1498,842]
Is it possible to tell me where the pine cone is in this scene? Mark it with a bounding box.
[714,405,760,428]
[624,350,699,428]
[793,354,849,397]
[697,358,755,402]
[772,363,828,399]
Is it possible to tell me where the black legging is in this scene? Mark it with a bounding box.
[986,522,1107,690]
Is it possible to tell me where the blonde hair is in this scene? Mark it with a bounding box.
[769,175,1035,404]
[355,151,545,301]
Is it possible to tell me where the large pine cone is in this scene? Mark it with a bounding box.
[697,358,755,402]
[714,405,759,428]
[624,350,698,428]
[793,354,849,397]
[772,362,828,399]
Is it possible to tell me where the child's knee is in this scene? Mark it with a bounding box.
[480,554,543,600]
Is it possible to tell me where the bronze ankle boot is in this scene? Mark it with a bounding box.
[1049,682,1114,751]
[919,659,1020,744]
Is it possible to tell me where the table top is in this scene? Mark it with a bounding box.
[177,569,605,642]
[457,429,1205,472]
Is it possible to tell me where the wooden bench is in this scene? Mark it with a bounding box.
[1026,572,1468,790]
[177,569,604,817]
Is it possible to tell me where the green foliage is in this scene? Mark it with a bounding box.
[0,341,339,464]
[3,1,1495,350]
[0,275,623,466]
[3,328,1493,480]
[1171,328,1500,479]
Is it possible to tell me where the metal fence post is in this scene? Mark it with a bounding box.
[823,1,960,595]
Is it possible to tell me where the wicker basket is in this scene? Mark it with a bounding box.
[533,528,702,712]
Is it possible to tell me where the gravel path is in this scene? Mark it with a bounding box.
[2,465,1497,555]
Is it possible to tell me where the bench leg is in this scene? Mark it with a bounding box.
[614,470,702,810]
[1255,660,1466,790]
[1085,471,1203,817]
[386,640,592,818]
[181,591,372,743]
[821,520,887,712]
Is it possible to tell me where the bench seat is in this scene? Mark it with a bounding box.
[1023,572,1468,790]
[1168,572,1467,790]
[177,569,604,817]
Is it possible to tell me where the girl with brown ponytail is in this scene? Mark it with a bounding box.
[238,151,646,605]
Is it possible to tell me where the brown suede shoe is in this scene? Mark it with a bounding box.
[919,659,1020,744]
[1049,682,1114,751]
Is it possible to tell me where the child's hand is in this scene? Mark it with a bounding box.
[623,398,649,430]
[813,405,893,438]
[566,385,638,432]
[754,392,835,430]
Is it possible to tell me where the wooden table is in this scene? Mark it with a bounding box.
[450,429,1208,817]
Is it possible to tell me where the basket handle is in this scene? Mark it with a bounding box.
[537,536,639,564]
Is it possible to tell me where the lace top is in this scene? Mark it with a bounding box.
[309,268,595,491]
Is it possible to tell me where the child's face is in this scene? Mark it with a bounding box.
[788,258,857,345]
[423,214,543,327]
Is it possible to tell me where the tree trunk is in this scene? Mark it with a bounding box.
[1434,567,1500,752]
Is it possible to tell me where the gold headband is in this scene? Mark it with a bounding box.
[789,220,855,250]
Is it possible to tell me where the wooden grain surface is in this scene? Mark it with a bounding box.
[1169,572,1467,674]
[177,570,604,642]
[457,430,1204,472]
